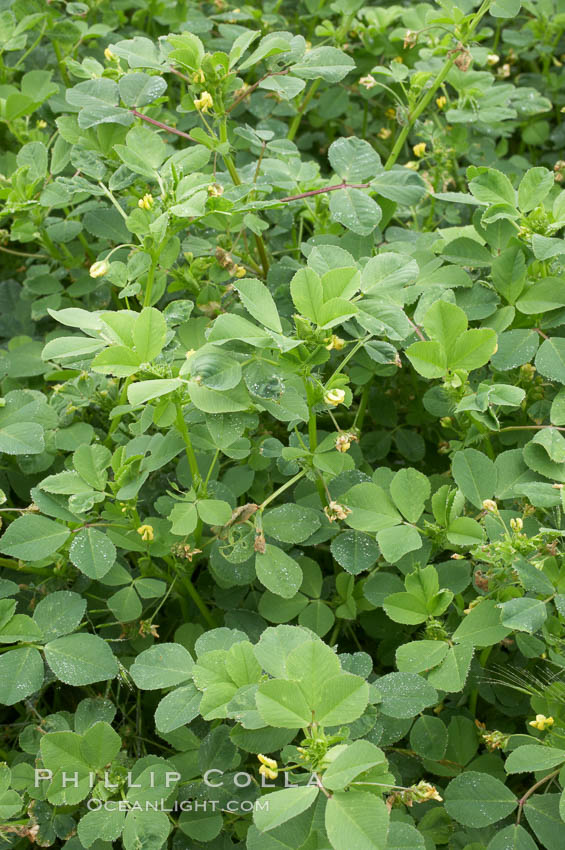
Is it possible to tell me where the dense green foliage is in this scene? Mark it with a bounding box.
[2,0,565,848]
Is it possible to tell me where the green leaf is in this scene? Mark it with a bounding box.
[486,825,537,850]
[446,516,485,546]
[127,378,182,406]
[290,46,355,82]
[323,740,387,790]
[427,643,474,692]
[410,715,448,760]
[342,483,401,532]
[328,137,381,182]
[130,643,194,689]
[505,744,565,774]
[33,590,86,640]
[535,337,565,382]
[290,268,323,322]
[132,307,167,361]
[377,525,422,563]
[524,794,563,850]
[395,640,449,673]
[254,786,319,832]
[452,448,496,509]
[255,545,303,599]
[262,504,321,544]
[469,167,516,206]
[449,328,498,371]
[329,187,382,236]
[155,683,201,734]
[91,344,142,377]
[330,531,379,575]
[314,672,369,725]
[69,528,116,580]
[118,72,167,107]
[0,647,44,705]
[234,279,282,333]
[445,771,517,826]
[44,634,118,685]
[325,791,389,850]
[255,679,312,727]
[122,810,170,850]
[0,421,44,455]
[389,468,430,522]
[499,597,547,633]
[405,340,447,378]
[376,672,437,718]
[452,599,511,647]
[0,515,70,561]
[78,808,126,848]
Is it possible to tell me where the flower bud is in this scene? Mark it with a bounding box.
[324,388,345,406]
[89,259,110,278]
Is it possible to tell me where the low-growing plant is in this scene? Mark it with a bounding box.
[1,0,565,848]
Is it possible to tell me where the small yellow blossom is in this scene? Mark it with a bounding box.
[258,754,278,778]
[89,259,110,278]
[234,265,246,278]
[498,63,511,78]
[137,524,154,542]
[510,517,523,532]
[451,553,465,560]
[336,434,351,453]
[487,53,500,66]
[482,499,498,513]
[404,161,419,170]
[324,501,351,522]
[436,96,447,109]
[138,194,153,210]
[378,128,392,140]
[208,183,224,197]
[36,120,47,129]
[325,335,345,351]
[529,714,554,731]
[185,349,195,358]
[324,388,345,406]
[104,47,115,61]
[385,107,396,120]
[192,69,205,84]
[194,91,213,113]
[359,75,377,90]
[413,142,426,158]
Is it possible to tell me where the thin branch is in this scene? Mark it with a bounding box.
[130,110,197,142]
[228,69,290,112]
[279,181,371,203]
[169,65,192,83]
[516,769,559,824]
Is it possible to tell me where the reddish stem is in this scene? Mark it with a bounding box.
[279,181,371,203]
[131,110,197,142]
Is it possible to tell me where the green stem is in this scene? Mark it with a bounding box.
[175,403,201,492]
[106,376,135,443]
[287,80,321,142]
[143,259,156,307]
[223,149,270,277]
[384,0,492,171]
[353,384,370,430]
[181,575,216,628]
[259,470,306,511]
[468,645,493,717]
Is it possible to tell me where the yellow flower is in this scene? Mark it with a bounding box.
[529,714,554,731]
[36,120,47,129]
[324,388,345,406]
[404,161,419,170]
[413,142,426,158]
[194,91,214,113]
[104,47,115,61]
[482,499,498,513]
[385,107,396,120]
[487,53,500,66]
[259,765,278,780]
[192,69,205,84]
[207,183,223,197]
[359,75,377,90]
[137,524,154,542]
[138,194,153,210]
[436,96,447,109]
[257,754,278,778]
[510,517,523,532]
[234,265,246,278]
[325,335,345,351]
[336,435,351,453]
[378,128,392,140]
[89,260,110,278]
